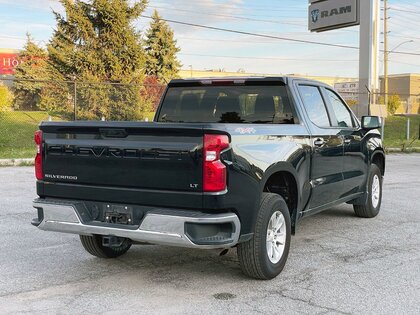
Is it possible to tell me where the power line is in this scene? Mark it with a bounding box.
[389,7,420,15]
[141,15,420,56]
[141,15,360,50]
[177,34,420,59]
[175,33,354,43]
[146,5,305,26]
[388,19,420,37]
[147,4,359,34]
[176,34,419,53]
[389,14,420,28]
[149,0,306,13]
[392,0,420,7]
[147,4,420,42]
[389,60,420,67]
[179,53,358,62]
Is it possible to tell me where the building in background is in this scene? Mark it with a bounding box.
[380,74,420,114]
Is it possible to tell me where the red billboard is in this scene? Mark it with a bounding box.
[0,53,21,75]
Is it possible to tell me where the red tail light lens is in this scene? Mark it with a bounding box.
[203,134,229,192]
[34,130,43,180]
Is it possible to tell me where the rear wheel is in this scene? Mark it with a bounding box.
[237,193,291,280]
[353,164,382,218]
[80,234,132,258]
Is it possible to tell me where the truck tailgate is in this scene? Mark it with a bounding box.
[40,122,204,193]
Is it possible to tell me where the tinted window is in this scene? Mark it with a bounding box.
[298,85,330,127]
[325,89,355,128]
[157,85,298,124]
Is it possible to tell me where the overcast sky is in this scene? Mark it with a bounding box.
[0,0,419,77]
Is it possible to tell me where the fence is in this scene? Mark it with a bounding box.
[0,77,166,159]
[0,77,419,159]
[338,91,420,117]
[0,77,166,121]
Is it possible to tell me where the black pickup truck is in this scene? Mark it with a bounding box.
[32,77,385,279]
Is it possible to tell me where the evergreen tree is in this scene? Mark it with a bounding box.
[144,10,181,83]
[45,0,148,120]
[13,34,49,110]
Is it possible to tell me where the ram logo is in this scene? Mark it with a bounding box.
[322,6,352,18]
[311,5,353,23]
[311,9,320,23]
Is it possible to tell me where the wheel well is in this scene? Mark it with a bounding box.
[372,153,385,176]
[263,171,298,223]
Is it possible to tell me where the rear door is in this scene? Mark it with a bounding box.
[41,122,204,193]
[296,84,344,209]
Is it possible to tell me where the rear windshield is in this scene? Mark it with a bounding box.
[157,85,298,124]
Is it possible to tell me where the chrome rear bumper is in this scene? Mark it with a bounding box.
[33,199,240,249]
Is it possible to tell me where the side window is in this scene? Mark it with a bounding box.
[298,85,331,127]
[325,89,355,128]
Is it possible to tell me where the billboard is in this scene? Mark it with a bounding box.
[308,0,359,32]
[0,52,21,75]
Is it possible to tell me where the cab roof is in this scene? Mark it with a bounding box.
[168,76,327,87]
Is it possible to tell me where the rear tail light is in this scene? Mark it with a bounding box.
[203,134,229,192]
[34,130,43,180]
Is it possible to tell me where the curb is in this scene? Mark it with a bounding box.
[386,147,420,153]
[0,158,34,167]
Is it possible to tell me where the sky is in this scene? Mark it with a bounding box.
[0,0,420,77]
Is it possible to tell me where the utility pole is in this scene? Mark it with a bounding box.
[383,0,389,109]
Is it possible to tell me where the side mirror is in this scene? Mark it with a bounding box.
[361,116,381,130]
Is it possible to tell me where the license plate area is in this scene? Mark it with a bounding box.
[105,205,133,225]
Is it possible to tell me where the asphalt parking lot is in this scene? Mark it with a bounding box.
[0,154,419,314]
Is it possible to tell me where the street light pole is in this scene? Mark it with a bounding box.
[383,0,413,109]
[383,39,413,110]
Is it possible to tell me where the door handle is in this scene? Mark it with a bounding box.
[344,138,351,144]
[314,138,325,147]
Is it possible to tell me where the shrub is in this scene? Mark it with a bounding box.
[387,94,401,115]
[379,94,401,115]
[0,84,14,112]
[346,99,358,107]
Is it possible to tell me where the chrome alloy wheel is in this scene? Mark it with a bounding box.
[266,211,286,264]
[372,174,380,208]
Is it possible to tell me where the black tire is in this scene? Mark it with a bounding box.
[79,234,132,258]
[237,193,291,280]
[354,164,382,218]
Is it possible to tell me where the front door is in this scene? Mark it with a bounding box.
[296,84,344,210]
[321,87,367,197]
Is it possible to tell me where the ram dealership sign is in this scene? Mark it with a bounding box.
[309,0,360,32]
